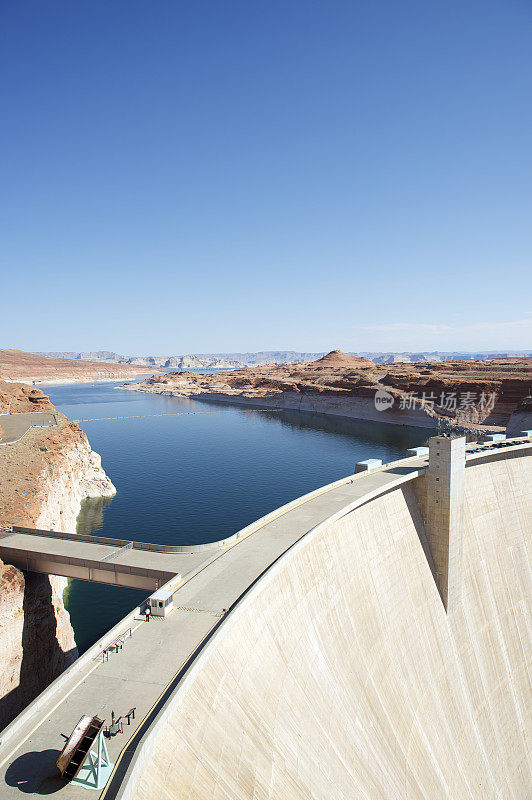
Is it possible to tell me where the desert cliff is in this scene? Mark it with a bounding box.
[123,350,532,432]
[36,348,532,368]
[0,349,153,384]
[0,381,115,730]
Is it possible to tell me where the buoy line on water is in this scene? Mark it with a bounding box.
[73,409,284,422]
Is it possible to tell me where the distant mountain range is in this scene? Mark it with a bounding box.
[362,350,532,364]
[35,350,532,369]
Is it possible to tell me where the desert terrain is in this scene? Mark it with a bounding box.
[124,350,532,432]
[0,349,153,384]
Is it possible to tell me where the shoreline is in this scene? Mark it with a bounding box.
[119,349,530,437]
[120,384,504,435]
[2,373,155,387]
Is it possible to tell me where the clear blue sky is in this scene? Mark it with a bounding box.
[1,0,531,354]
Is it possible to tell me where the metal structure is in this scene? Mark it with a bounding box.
[56,715,114,791]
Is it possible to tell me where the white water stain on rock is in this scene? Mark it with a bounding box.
[0,416,115,731]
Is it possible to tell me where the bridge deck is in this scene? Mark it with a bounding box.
[0,530,212,589]
[0,458,428,798]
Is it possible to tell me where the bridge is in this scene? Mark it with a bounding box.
[0,527,211,591]
[0,435,530,799]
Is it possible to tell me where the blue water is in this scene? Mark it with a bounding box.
[42,381,430,653]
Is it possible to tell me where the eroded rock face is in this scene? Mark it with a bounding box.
[0,380,116,731]
[0,565,25,716]
[313,349,373,367]
[124,351,532,432]
[0,348,152,383]
[0,563,80,731]
[0,382,54,414]
[506,397,532,437]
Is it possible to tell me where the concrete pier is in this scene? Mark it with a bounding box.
[421,436,466,612]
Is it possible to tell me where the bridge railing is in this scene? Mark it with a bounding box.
[9,525,221,554]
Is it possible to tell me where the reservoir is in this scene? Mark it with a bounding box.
[42,380,430,653]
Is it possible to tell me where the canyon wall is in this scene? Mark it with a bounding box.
[158,387,441,428]
[506,398,532,437]
[125,352,532,432]
[0,348,152,384]
[0,399,115,730]
[121,449,531,800]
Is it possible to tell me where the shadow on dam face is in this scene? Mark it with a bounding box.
[117,448,531,800]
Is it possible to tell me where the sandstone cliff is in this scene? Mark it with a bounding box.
[0,381,55,414]
[35,348,532,367]
[506,397,532,437]
[0,382,115,730]
[123,350,532,432]
[0,348,153,384]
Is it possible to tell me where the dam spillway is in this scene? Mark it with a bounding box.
[0,439,530,799]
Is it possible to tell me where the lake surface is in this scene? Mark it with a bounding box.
[42,380,430,653]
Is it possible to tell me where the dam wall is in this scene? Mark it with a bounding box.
[119,448,531,800]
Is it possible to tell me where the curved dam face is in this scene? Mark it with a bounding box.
[121,450,531,800]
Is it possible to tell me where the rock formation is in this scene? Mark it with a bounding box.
[0,381,55,414]
[506,396,532,437]
[0,349,153,384]
[36,349,532,368]
[0,381,116,730]
[123,351,532,432]
[313,349,373,367]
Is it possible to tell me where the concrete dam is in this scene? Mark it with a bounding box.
[0,437,530,799]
